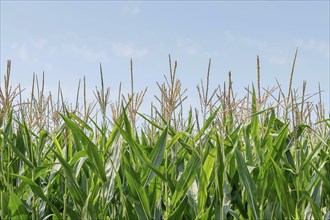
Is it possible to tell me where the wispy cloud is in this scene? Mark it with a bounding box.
[112,43,148,58]
[122,5,140,15]
[225,31,269,49]
[177,38,197,55]
[296,38,329,58]
[9,41,54,72]
[44,63,54,72]
[225,31,290,65]
[33,38,47,50]
[18,44,29,60]
[268,56,287,65]
[61,44,109,62]
[11,42,34,61]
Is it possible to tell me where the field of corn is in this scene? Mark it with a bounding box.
[0,53,329,219]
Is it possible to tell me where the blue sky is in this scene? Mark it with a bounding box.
[1,1,329,115]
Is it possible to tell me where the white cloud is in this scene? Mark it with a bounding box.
[112,43,148,58]
[239,37,268,48]
[225,31,269,49]
[224,31,293,66]
[305,39,328,56]
[122,5,140,15]
[33,39,47,50]
[204,50,222,58]
[44,63,54,72]
[8,41,54,72]
[49,47,58,55]
[185,46,196,55]
[11,40,48,61]
[18,43,29,60]
[10,42,18,49]
[13,43,37,62]
[268,56,287,65]
[224,31,235,42]
[61,44,109,62]
[177,38,197,55]
[296,38,329,58]
[79,47,108,62]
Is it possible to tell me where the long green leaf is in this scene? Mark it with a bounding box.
[52,149,86,207]
[198,147,216,213]
[235,148,259,219]
[123,154,152,219]
[8,190,28,220]
[144,126,168,186]
[60,113,107,182]
[13,175,62,219]
[171,151,200,207]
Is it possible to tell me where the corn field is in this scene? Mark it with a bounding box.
[0,54,329,219]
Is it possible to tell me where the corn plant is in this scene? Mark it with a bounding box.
[0,55,329,219]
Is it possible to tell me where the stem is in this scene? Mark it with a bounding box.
[164,149,169,220]
[0,146,3,219]
[63,186,67,220]
[103,183,107,217]
[63,127,70,220]
[32,171,36,220]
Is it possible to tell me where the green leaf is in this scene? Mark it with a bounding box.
[122,107,133,139]
[13,175,62,219]
[250,85,262,162]
[260,108,275,148]
[301,190,322,219]
[194,107,220,142]
[198,147,216,212]
[123,154,152,219]
[60,113,107,182]
[9,190,28,220]
[166,131,184,150]
[6,138,34,169]
[52,149,87,207]
[144,126,168,186]
[235,148,259,219]
[171,151,200,207]
[116,120,173,189]
[138,113,164,131]
[270,158,295,216]
[168,196,188,220]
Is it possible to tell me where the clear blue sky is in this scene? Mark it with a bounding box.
[1,1,329,115]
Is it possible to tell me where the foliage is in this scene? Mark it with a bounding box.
[0,56,329,219]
